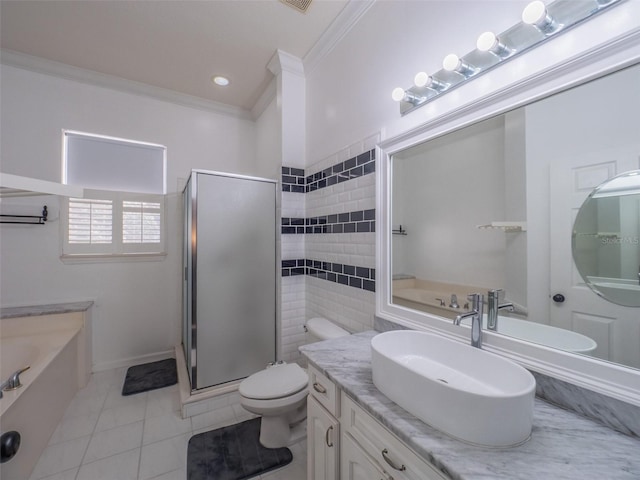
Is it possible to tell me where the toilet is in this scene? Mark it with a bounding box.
[239,317,350,448]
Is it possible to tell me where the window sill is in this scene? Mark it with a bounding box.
[60,252,168,265]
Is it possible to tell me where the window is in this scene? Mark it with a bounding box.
[62,131,166,259]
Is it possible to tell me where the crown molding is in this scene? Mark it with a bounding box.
[0,49,253,121]
[267,49,305,77]
[303,0,376,75]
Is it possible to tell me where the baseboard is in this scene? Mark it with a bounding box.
[92,349,174,372]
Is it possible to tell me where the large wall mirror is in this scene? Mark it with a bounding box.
[389,62,640,371]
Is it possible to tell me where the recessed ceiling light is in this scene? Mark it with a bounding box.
[212,76,230,86]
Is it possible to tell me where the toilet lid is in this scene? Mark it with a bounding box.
[239,363,308,400]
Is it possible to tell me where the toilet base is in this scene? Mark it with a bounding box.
[258,404,307,449]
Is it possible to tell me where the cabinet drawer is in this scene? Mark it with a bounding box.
[341,393,450,480]
[308,365,339,417]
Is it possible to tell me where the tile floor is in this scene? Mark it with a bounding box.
[29,367,307,480]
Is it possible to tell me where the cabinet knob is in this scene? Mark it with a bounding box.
[381,448,406,472]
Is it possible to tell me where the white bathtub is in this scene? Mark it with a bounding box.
[0,305,91,480]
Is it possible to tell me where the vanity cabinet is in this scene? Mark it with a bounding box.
[307,366,340,480]
[341,432,392,480]
[307,364,449,480]
[341,395,448,480]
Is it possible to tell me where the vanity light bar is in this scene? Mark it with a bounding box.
[392,0,623,115]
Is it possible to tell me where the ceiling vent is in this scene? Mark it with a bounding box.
[280,0,312,14]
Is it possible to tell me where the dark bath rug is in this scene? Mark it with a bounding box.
[187,417,293,480]
[121,358,177,396]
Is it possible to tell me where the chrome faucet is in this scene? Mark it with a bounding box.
[0,366,30,398]
[449,294,460,309]
[487,289,514,331]
[453,293,484,348]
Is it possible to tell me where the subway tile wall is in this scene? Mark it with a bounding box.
[280,134,378,363]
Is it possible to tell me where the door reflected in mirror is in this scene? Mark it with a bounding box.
[390,62,640,369]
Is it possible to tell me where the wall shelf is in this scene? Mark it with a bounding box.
[0,172,84,198]
[477,221,527,232]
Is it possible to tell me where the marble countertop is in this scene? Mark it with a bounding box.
[300,331,640,480]
[0,301,94,319]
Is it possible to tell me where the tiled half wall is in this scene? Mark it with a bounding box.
[281,135,378,363]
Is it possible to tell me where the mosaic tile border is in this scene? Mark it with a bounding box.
[282,259,375,292]
[281,149,375,194]
[282,209,375,234]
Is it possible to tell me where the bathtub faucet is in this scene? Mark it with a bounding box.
[0,366,30,398]
[453,293,484,348]
[449,294,460,309]
[487,289,514,331]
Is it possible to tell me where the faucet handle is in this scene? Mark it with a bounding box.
[488,288,503,300]
[466,293,481,309]
[3,366,30,391]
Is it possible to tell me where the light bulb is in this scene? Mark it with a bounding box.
[414,72,429,88]
[442,54,476,77]
[414,72,447,91]
[476,32,498,52]
[391,87,406,102]
[476,31,511,57]
[522,1,546,24]
[442,54,461,72]
[522,1,559,34]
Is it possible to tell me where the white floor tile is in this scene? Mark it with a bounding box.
[33,366,310,480]
[30,435,90,479]
[145,388,180,419]
[189,404,236,432]
[32,467,79,480]
[95,400,147,432]
[143,410,193,445]
[148,468,186,480]
[138,432,191,480]
[103,386,148,410]
[76,448,140,480]
[83,421,143,464]
[49,411,100,445]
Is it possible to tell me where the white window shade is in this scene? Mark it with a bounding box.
[64,132,166,194]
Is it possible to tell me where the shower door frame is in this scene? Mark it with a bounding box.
[184,169,280,393]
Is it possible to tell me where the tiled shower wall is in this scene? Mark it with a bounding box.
[280,134,379,363]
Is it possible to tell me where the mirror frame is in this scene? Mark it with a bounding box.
[376,11,640,407]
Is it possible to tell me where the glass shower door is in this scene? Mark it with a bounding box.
[193,171,276,389]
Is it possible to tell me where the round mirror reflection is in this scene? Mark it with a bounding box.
[572,170,640,307]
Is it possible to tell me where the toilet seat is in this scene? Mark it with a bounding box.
[239,363,308,400]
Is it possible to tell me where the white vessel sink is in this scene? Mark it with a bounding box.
[371,330,536,447]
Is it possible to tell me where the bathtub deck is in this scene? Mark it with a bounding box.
[27,367,308,480]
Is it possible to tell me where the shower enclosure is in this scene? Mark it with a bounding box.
[183,170,277,391]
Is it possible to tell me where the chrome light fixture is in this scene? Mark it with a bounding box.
[392,0,623,115]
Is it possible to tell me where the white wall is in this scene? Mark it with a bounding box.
[0,64,266,371]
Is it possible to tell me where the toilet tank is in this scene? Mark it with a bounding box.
[305,317,350,343]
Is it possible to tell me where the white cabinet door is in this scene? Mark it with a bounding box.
[307,395,339,480]
[341,432,391,480]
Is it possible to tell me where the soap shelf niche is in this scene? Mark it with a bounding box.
[0,206,48,225]
[477,221,527,233]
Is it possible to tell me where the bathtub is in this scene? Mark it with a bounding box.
[0,303,91,480]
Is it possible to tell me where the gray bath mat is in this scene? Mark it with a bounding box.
[187,418,293,480]
[121,358,177,396]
